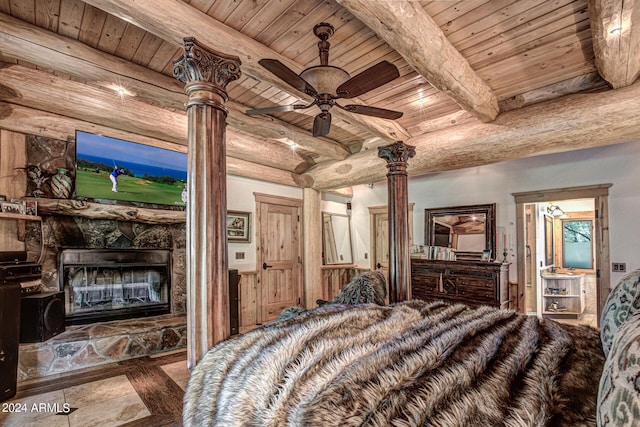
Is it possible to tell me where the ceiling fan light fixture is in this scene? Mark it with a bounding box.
[300,66,350,95]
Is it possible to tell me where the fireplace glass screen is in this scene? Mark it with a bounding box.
[60,249,171,324]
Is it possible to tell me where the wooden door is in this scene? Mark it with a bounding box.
[369,204,414,294]
[256,194,302,323]
[374,212,390,282]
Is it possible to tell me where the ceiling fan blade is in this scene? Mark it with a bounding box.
[339,104,403,120]
[259,59,317,96]
[313,112,332,137]
[336,61,400,98]
[245,103,311,115]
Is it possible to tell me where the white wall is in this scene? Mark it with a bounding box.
[350,139,640,287]
[227,174,302,271]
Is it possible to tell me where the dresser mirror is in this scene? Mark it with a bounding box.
[425,203,496,260]
[322,213,353,264]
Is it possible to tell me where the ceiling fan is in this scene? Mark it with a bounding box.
[246,23,404,137]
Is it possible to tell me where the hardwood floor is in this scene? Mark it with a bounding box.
[1,350,188,427]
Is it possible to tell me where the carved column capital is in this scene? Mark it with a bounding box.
[378,141,416,166]
[173,37,241,110]
[173,37,241,88]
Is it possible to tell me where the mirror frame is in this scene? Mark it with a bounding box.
[322,212,354,265]
[424,203,496,260]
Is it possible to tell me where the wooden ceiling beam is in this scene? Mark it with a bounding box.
[588,0,640,88]
[79,0,410,142]
[336,0,499,123]
[0,64,313,176]
[0,12,348,161]
[0,101,302,188]
[303,81,640,190]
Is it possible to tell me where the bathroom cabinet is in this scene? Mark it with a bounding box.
[541,273,585,318]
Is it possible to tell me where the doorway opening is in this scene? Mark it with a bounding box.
[523,199,598,327]
[513,184,611,328]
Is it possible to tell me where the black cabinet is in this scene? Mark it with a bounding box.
[0,282,21,402]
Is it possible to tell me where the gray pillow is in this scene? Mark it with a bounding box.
[600,270,640,356]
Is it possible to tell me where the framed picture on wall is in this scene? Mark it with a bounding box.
[227,211,251,243]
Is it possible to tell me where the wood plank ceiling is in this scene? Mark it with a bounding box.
[0,0,639,190]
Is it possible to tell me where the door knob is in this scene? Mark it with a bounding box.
[376,262,382,269]
[263,262,273,270]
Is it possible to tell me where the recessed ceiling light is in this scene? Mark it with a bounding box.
[610,27,622,35]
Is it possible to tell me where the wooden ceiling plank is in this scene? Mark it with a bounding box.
[478,29,595,88]
[438,0,519,38]
[9,0,35,24]
[115,22,147,61]
[424,0,489,23]
[147,40,181,73]
[205,0,243,23]
[57,0,84,39]
[466,12,591,71]
[34,0,60,32]
[132,32,164,67]
[184,0,216,14]
[421,1,469,19]
[267,1,341,55]
[81,0,409,141]
[96,13,127,54]
[0,12,347,160]
[303,81,640,190]
[453,0,579,54]
[337,0,499,122]
[253,0,323,46]
[78,3,107,48]
[225,0,271,33]
[240,0,298,38]
[0,0,10,14]
[587,0,640,88]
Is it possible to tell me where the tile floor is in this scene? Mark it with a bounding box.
[1,350,188,427]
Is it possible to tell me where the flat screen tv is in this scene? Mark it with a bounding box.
[74,131,188,207]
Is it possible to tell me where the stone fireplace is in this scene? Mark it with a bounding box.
[59,249,172,324]
[17,134,189,381]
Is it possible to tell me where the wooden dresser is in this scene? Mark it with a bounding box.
[411,259,509,308]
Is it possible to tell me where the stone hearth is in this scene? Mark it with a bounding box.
[18,314,186,381]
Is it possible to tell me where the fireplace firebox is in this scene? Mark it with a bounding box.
[59,249,171,325]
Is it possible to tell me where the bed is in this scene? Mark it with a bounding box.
[183,297,606,426]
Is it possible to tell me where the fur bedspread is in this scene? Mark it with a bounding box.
[183,300,605,426]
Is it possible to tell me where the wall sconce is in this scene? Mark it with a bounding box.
[547,204,565,217]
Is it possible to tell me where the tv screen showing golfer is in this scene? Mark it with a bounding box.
[75,131,188,207]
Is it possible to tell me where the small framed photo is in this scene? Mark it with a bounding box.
[10,199,26,214]
[0,195,6,202]
[25,200,37,216]
[481,250,491,261]
[227,211,251,243]
[1,201,24,215]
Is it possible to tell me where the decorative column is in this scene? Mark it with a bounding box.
[173,38,241,369]
[378,141,416,303]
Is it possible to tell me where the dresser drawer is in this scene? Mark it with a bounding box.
[457,283,496,304]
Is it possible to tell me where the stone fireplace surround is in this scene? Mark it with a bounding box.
[18,135,188,381]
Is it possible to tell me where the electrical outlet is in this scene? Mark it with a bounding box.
[235,252,245,260]
[612,262,626,272]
